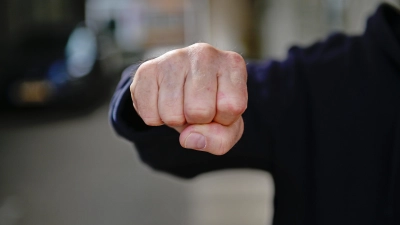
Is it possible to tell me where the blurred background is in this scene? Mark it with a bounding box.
[0,0,399,224]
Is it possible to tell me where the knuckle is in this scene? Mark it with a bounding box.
[160,49,187,65]
[158,53,187,77]
[226,51,246,70]
[185,107,214,123]
[192,43,214,51]
[227,51,245,64]
[162,115,186,127]
[136,60,157,78]
[142,117,162,126]
[218,98,247,115]
[189,43,218,61]
[169,48,187,59]
[137,60,152,73]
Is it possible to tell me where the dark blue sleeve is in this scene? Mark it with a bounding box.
[110,3,400,183]
[110,4,400,223]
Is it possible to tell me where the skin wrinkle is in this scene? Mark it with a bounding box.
[136,86,161,125]
[157,58,187,126]
[160,75,183,104]
[157,50,189,86]
[133,61,164,126]
[217,136,224,155]
[184,48,219,124]
[224,51,247,87]
[213,122,226,155]
[184,108,215,124]
[215,62,247,124]
[218,95,248,115]
[230,75,246,86]
[192,72,218,95]
[188,43,220,76]
[228,70,247,86]
[156,58,170,86]
[192,80,214,93]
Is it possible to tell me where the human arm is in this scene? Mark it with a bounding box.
[109,44,296,178]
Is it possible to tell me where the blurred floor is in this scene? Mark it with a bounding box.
[0,102,273,225]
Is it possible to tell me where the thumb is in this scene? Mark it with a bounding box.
[179,117,244,155]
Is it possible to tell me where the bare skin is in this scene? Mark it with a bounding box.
[130,43,248,155]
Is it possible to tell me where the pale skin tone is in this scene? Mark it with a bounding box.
[130,43,248,155]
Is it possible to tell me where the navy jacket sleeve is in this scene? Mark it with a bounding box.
[111,4,400,224]
[110,4,400,181]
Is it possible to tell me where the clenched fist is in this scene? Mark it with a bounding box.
[130,43,248,155]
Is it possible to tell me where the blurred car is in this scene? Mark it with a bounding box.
[0,24,111,109]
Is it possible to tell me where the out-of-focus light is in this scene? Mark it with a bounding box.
[47,59,68,85]
[17,81,53,104]
[66,27,97,78]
